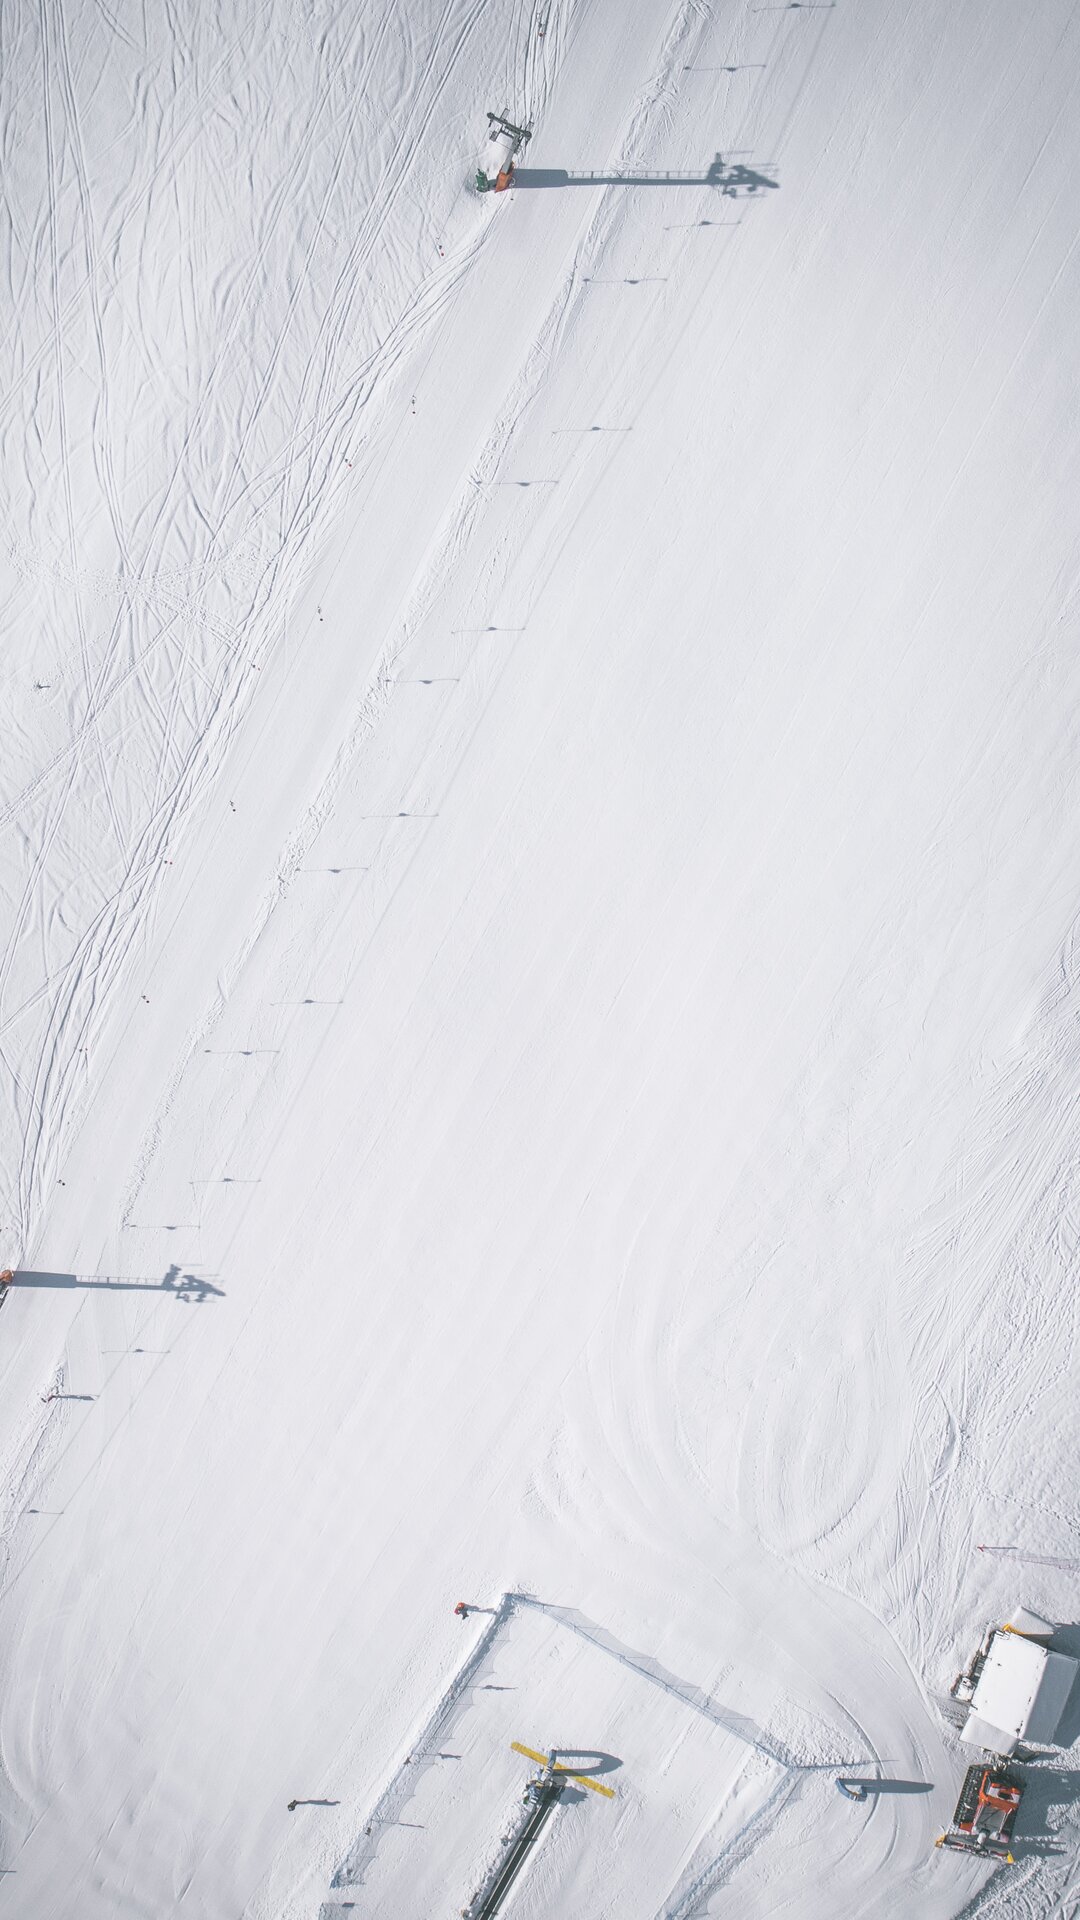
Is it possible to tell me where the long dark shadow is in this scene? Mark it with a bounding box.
[7,1267,224,1301]
[551,1747,622,1778]
[512,157,778,194]
[839,1777,934,1796]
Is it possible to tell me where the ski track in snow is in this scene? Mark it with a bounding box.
[0,0,534,1250]
[3,0,1080,1915]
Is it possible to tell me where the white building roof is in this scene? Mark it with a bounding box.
[1007,1605,1055,1641]
[962,1631,1078,1753]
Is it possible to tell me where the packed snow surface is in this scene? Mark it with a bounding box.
[2,0,1080,1915]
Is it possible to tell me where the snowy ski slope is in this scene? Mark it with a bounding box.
[3,0,1080,1914]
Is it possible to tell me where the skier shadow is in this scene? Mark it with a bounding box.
[512,155,778,195]
[4,1266,224,1303]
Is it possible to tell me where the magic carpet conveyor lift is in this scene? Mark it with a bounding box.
[461,1742,615,1920]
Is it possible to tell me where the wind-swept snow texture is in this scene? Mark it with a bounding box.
[2,0,1080,1914]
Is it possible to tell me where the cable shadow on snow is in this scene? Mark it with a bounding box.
[511,156,779,196]
[836,1776,933,1795]
[532,1596,856,1773]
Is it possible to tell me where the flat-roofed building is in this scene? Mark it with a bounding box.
[959,1619,1078,1757]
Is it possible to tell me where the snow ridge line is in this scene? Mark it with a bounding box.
[534,1597,803,1771]
[329,1592,517,1889]
[112,0,695,1241]
[108,241,508,1233]
[116,235,580,1229]
[0,1364,66,1589]
[115,646,398,1230]
[6,69,500,1248]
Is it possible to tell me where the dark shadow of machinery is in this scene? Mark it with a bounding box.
[550,1747,622,1778]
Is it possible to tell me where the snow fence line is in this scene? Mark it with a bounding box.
[329,1592,517,1890]
[323,1590,800,1910]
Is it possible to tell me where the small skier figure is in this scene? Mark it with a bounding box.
[454,1601,470,1619]
[287,1799,298,1811]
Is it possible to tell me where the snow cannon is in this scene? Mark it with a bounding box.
[476,110,531,193]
